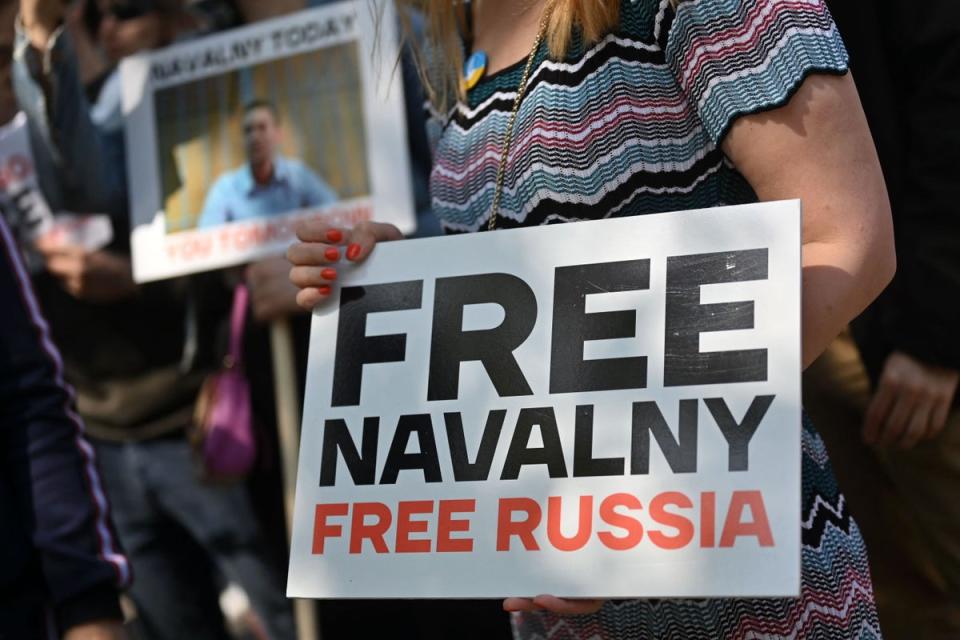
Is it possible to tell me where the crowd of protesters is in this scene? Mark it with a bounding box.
[0,0,957,639]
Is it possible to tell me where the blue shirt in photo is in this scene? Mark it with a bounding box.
[197,156,338,228]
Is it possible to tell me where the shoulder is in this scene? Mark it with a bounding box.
[206,168,244,199]
[664,0,848,144]
[278,156,311,173]
[220,165,249,186]
[615,0,670,41]
[280,156,325,182]
[666,0,843,59]
[274,155,311,175]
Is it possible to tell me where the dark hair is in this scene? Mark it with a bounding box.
[83,0,169,37]
[243,99,280,122]
[83,0,240,39]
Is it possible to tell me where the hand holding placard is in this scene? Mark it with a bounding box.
[288,218,403,308]
[123,2,415,283]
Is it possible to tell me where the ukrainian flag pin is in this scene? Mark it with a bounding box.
[462,50,488,92]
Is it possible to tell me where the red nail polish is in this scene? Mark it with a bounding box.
[324,247,340,261]
[318,285,332,296]
[321,268,337,281]
[346,243,362,261]
[326,229,343,243]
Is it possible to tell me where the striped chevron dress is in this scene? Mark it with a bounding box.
[428,0,882,637]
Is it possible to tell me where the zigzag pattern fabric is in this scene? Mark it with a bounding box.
[429,0,848,233]
[428,0,881,636]
[510,416,882,639]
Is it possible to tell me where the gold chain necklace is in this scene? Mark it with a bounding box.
[485,4,553,231]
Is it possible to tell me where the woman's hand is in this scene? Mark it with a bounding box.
[863,351,960,448]
[503,596,605,616]
[36,238,137,303]
[287,219,403,309]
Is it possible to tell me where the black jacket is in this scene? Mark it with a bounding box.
[10,26,230,442]
[0,216,129,637]
[827,0,960,379]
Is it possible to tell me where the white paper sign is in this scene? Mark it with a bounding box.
[38,213,114,252]
[122,0,415,282]
[0,113,113,269]
[288,201,802,599]
[0,113,54,265]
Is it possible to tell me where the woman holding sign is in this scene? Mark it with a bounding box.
[289,0,895,637]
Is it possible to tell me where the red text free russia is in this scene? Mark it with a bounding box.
[311,250,782,556]
[312,490,773,555]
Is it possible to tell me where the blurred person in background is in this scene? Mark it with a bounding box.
[197,98,338,229]
[10,1,295,638]
[0,5,130,615]
[1,213,129,640]
[805,1,960,638]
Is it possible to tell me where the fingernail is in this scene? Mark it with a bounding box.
[321,268,337,281]
[318,285,332,296]
[324,247,340,261]
[346,243,362,261]
[326,229,343,243]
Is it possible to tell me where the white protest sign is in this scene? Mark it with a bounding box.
[122,0,415,282]
[38,213,114,252]
[0,113,54,266]
[288,201,802,599]
[0,113,113,270]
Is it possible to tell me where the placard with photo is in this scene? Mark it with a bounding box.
[122,0,414,282]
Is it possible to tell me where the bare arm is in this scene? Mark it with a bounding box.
[722,73,896,368]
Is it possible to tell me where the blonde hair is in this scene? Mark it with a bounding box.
[397,1,621,111]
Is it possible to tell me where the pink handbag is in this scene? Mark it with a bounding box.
[192,283,257,481]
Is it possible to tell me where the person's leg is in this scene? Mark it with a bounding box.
[875,409,960,635]
[804,334,960,638]
[94,440,230,640]
[137,437,296,640]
